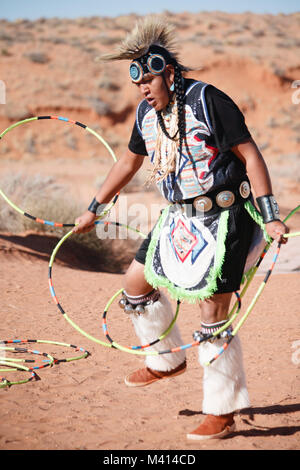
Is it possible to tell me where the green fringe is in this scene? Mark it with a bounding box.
[244,200,272,243]
[241,200,272,283]
[144,206,229,303]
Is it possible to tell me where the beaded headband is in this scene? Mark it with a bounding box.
[129,45,176,83]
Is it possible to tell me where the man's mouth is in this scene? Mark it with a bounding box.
[147,97,156,106]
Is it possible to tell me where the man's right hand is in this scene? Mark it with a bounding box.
[73,210,97,234]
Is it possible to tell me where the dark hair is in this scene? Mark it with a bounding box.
[156,63,186,158]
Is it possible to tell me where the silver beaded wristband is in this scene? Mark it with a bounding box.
[256,194,280,224]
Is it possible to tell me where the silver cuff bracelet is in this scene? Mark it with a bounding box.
[256,194,280,224]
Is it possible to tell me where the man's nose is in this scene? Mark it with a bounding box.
[140,84,149,96]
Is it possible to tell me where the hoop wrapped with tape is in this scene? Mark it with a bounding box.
[0,115,118,227]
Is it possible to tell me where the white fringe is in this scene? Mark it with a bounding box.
[130,291,186,371]
[199,335,250,415]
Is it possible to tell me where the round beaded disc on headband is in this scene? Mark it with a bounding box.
[130,53,166,83]
[128,45,176,83]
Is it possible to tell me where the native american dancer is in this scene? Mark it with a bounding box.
[74,17,289,440]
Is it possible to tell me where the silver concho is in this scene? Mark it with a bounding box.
[216,191,235,208]
[239,181,251,199]
[193,196,213,212]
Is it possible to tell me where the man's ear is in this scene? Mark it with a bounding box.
[164,64,175,88]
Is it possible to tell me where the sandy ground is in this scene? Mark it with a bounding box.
[0,229,299,452]
[0,11,299,453]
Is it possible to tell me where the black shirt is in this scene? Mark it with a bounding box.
[128,82,251,156]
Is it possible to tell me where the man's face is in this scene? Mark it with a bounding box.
[134,69,173,111]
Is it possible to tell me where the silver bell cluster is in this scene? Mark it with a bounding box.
[193,328,232,343]
[193,330,205,342]
[220,328,232,339]
[118,295,146,315]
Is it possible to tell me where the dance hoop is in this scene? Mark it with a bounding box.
[0,344,55,371]
[48,216,147,349]
[0,362,39,388]
[0,339,90,365]
[48,207,300,361]
[0,339,90,388]
[0,115,118,227]
[101,290,241,356]
[204,205,300,365]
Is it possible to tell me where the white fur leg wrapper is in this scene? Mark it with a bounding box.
[130,292,186,371]
[199,335,250,415]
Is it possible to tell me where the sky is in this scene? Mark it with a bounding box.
[1,0,299,20]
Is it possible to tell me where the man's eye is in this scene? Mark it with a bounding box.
[143,74,153,83]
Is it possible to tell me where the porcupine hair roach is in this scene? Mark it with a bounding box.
[97,16,185,65]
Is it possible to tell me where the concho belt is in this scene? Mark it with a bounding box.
[178,180,251,215]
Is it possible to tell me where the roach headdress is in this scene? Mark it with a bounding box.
[98,15,187,71]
